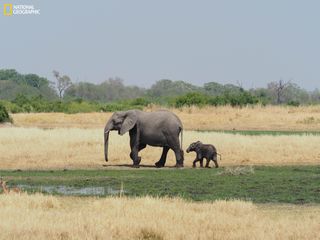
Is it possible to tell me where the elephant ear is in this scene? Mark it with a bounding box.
[119,111,138,135]
[195,141,202,152]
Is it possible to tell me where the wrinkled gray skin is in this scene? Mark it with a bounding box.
[104,110,184,168]
[186,141,221,168]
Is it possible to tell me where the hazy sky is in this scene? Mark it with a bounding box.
[1,0,319,90]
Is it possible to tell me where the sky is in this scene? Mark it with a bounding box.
[1,0,319,90]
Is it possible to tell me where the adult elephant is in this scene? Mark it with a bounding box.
[104,109,184,168]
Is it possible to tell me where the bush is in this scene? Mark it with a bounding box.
[173,91,259,108]
[174,92,208,108]
[64,101,99,114]
[287,100,300,107]
[0,104,11,123]
[207,92,258,107]
[129,97,150,106]
[208,95,229,106]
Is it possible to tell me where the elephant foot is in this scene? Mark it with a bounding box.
[175,159,184,168]
[132,164,140,168]
[192,164,196,168]
[205,166,211,168]
[137,156,141,164]
[175,163,184,168]
[155,161,165,168]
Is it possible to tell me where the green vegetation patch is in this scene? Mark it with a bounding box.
[0,103,11,123]
[0,166,319,204]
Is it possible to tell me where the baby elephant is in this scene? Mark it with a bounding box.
[186,141,221,168]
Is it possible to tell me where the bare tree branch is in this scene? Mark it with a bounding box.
[52,70,72,99]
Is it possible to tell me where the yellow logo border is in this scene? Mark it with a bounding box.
[3,3,13,16]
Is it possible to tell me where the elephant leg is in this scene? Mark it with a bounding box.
[129,136,141,167]
[167,135,184,168]
[130,144,146,165]
[172,147,184,168]
[155,146,170,168]
[129,150,139,167]
[205,158,211,168]
[137,144,146,163]
[199,159,204,168]
[213,160,219,168]
[193,158,200,168]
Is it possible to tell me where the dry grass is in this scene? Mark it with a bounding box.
[10,105,320,131]
[0,127,319,169]
[217,166,255,176]
[0,194,318,240]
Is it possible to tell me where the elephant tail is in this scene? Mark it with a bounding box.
[180,127,183,150]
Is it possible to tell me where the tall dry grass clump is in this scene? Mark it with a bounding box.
[217,166,255,176]
[11,105,320,130]
[0,127,319,169]
[0,194,319,240]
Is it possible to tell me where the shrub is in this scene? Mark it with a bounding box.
[129,97,150,106]
[287,100,300,107]
[0,103,11,123]
[174,92,208,108]
[208,95,229,106]
[208,92,259,107]
[64,101,99,114]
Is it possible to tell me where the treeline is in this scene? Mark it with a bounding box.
[0,94,149,114]
[0,69,320,115]
[0,69,57,100]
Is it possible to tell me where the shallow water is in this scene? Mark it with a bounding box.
[17,184,125,196]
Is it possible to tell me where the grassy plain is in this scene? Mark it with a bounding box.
[0,127,320,169]
[0,194,319,240]
[1,166,319,203]
[11,105,320,130]
[1,107,320,239]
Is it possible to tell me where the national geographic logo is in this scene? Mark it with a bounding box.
[3,3,40,16]
[3,4,12,16]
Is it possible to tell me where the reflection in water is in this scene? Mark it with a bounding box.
[17,184,125,196]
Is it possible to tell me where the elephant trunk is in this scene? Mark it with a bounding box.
[104,119,113,162]
[104,130,110,162]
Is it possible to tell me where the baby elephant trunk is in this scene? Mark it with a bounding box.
[186,147,191,153]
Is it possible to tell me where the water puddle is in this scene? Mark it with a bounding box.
[17,184,126,196]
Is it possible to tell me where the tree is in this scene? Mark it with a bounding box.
[0,69,20,81]
[310,89,320,103]
[64,77,145,102]
[267,79,290,104]
[148,79,200,98]
[53,70,72,99]
[283,83,310,105]
[203,82,225,96]
[0,69,57,100]
[251,88,272,105]
[100,77,145,101]
[24,74,48,89]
